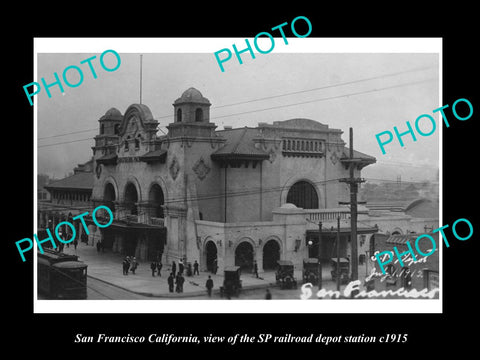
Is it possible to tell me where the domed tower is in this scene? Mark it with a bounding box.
[163,88,224,265]
[173,87,211,123]
[93,107,123,159]
[99,107,123,136]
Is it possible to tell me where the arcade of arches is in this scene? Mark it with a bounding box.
[202,238,281,273]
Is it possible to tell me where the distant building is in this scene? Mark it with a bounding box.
[37,174,52,202]
[38,160,95,245]
[367,232,439,292]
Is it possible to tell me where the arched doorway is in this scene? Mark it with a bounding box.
[103,182,116,213]
[286,180,319,209]
[148,184,164,218]
[124,182,138,215]
[263,239,280,270]
[205,241,217,272]
[235,241,254,272]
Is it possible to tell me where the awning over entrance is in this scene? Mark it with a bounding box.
[306,224,378,236]
[385,234,418,245]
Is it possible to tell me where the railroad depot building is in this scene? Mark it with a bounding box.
[41,87,436,276]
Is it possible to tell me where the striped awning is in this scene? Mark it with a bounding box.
[386,234,418,245]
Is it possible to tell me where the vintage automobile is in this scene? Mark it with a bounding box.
[302,258,322,286]
[330,257,350,284]
[220,266,242,298]
[275,260,297,290]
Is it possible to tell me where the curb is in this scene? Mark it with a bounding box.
[88,274,278,299]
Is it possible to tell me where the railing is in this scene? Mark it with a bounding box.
[91,200,165,227]
[305,208,350,222]
[125,214,139,223]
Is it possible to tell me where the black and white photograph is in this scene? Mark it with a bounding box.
[6,6,479,354]
[34,38,441,312]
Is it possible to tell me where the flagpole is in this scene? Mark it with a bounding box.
[140,54,143,104]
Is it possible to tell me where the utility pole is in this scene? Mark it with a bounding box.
[318,221,322,270]
[139,54,143,104]
[336,216,340,291]
[339,128,365,282]
[306,218,322,289]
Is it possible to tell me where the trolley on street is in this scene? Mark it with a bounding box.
[37,248,88,299]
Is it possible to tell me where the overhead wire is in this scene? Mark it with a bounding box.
[38,65,437,143]
[38,76,436,148]
[38,175,437,214]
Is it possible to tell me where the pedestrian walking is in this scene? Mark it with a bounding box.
[253,260,259,278]
[171,261,177,277]
[213,258,218,274]
[167,273,174,293]
[96,240,101,253]
[125,256,131,275]
[73,238,78,251]
[122,257,129,275]
[175,273,185,293]
[130,257,138,274]
[265,289,272,300]
[193,260,199,276]
[179,259,184,274]
[156,260,163,277]
[205,275,214,297]
[150,260,157,276]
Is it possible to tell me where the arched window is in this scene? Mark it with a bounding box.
[124,138,129,151]
[148,184,165,218]
[177,108,182,122]
[195,108,203,122]
[100,124,105,134]
[286,180,319,209]
[134,138,140,150]
[124,182,138,215]
[114,124,120,135]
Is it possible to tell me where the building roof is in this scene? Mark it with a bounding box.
[44,171,93,191]
[211,127,269,160]
[340,147,376,162]
[100,107,123,121]
[386,232,438,245]
[385,234,419,245]
[139,149,167,163]
[174,87,211,105]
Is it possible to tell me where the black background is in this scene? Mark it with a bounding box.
[7,4,477,354]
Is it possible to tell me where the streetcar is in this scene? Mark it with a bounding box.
[37,248,88,299]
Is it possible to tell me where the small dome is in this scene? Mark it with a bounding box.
[174,87,211,105]
[100,107,123,121]
[281,203,298,209]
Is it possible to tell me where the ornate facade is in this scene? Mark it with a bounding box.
[85,87,381,274]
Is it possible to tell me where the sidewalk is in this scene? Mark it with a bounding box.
[62,242,288,298]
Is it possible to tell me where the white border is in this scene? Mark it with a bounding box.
[33,37,442,313]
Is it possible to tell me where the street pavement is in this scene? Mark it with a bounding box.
[61,241,379,299]
[62,241,303,298]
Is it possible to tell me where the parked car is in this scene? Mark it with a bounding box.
[275,260,297,289]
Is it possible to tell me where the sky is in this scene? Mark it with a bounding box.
[36,38,440,183]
